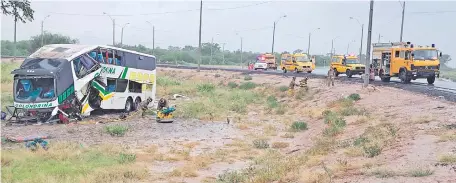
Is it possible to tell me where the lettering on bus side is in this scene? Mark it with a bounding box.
[58,85,75,104]
[129,72,155,83]
[101,66,116,74]
[14,102,53,109]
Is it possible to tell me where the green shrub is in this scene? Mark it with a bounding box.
[339,106,361,116]
[239,82,256,90]
[347,93,361,101]
[266,96,279,109]
[291,121,308,131]
[353,136,369,146]
[275,106,286,115]
[363,144,382,158]
[408,167,434,177]
[227,82,239,89]
[118,153,136,164]
[217,170,247,183]
[105,125,129,137]
[244,75,253,81]
[277,86,289,92]
[253,139,269,149]
[197,83,216,92]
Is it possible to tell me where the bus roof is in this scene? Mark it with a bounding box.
[29,44,155,61]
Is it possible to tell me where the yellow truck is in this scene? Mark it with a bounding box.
[330,54,366,78]
[280,53,315,73]
[372,42,441,84]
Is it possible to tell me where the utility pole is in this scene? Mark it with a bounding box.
[197,0,203,72]
[346,43,350,54]
[222,43,225,64]
[307,33,311,55]
[272,21,276,54]
[210,37,213,64]
[364,0,374,87]
[360,24,364,61]
[153,26,155,55]
[240,37,243,66]
[13,18,16,59]
[120,23,129,47]
[41,15,50,47]
[378,34,381,43]
[400,1,405,42]
[330,39,334,59]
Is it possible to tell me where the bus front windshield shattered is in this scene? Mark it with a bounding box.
[15,77,55,103]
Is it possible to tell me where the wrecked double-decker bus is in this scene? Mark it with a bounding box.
[10,44,156,124]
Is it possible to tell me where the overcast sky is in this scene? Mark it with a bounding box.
[1,0,455,66]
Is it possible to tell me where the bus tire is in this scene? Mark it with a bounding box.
[133,97,142,111]
[427,76,436,84]
[124,97,133,112]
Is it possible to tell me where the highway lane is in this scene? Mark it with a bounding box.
[158,64,456,102]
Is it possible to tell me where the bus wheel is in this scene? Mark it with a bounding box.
[124,98,133,112]
[133,97,141,111]
[427,76,436,84]
[334,69,339,77]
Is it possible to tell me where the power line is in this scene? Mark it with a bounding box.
[46,1,271,17]
[409,10,456,14]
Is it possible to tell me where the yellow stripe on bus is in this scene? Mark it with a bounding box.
[81,103,89,113]
[98,92,114,101]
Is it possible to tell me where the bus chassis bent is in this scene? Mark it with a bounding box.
[9,44,156,125]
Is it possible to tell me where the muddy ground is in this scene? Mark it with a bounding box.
[2,68,456,183]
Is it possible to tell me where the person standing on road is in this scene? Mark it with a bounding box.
[327,68,335,87]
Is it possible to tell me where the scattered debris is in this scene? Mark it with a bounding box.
[4,134,50,143]
[25,138,49,151]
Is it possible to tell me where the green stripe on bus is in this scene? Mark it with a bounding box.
[91,81,110,95]
[121,67,129,79]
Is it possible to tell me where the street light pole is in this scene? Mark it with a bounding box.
[307,28,320,55]
[364,0,374,87]
[210,37,213,64]
[41,15,50,47]
[120,23,129,47]
[103,12,115,46]
[399,1,405,42]
[349,17,364,62]
[240,37,243,66]
[222,43,226,64]
[146,21,155,55]
[271,15,286,54]
[197,0,203,72]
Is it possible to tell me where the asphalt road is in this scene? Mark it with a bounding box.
[158,64,456,102]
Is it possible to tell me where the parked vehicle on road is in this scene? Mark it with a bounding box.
[330,54,366,78]
[372,42,442,84]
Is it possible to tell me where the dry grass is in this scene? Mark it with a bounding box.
[236,123,250,130]
[169,166,199,177]
[438,131,456,142]
[271,142,290,149]
[438,154,456,164]
[280,133,295,139]
[367,168,400,178]
[163,149,191,162]
[344,146,364,157]
[183,141,200,149]
[412,115,434,124]
[353,115,369,125]
[299,170,330,183]
[263,124,278,136]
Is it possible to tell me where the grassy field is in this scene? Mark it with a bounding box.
[1,62,20,110]
[1,143,148,183]
[441,69,456,81]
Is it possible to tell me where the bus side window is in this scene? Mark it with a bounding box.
[73,55,98,79]
[395,51,400,58]
[128,81,142,93]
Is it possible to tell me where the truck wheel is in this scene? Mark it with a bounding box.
[427,76,436,84]
[334,68,339,77]
[295,68,299,73]
[307,71,312,73]
[283,68,287,73]
[346,69,353,78]
[399,69,411,84]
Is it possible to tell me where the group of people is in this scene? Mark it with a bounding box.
[287,68,336,96]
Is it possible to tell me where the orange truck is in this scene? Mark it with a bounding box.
[256,53,277,70]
